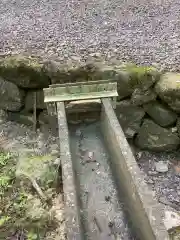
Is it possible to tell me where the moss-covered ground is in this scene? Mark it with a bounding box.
[0,151,60,240]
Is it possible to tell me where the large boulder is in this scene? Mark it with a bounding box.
[0,77,25,111]
[131,88,157,105]
[135,119,180,152]
[44,61,114,84]
[119,64,160,89]
[143,101,177,127]
[115,64,160,100]
[155,72,180,113]
[66,99,101,113]
[25,90,46,112]
[115,70,134,100]
[0,55,50,88]
[116,100,145,138]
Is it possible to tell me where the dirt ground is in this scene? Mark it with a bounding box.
[0,115,66,240]
[1,112,180,239]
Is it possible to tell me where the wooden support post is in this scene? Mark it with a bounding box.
[33,91,37,132]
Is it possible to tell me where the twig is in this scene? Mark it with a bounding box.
[93,216,102,233]
[30,177,47,201]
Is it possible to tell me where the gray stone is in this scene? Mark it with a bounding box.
[155,72,180,113]
[155,161,169,173]
[38,110,58,135]
[0,109,7,123]
[0,77,25,111]
[0,55,50,88]
[131,88,157,105]
[143,101,177,127]
[38,110,50,124]
[164,210,180,234]
[115,70,134,100]
[116,100,145,138]
[7,111,34,126]
[135,119,180,152]
[66,99,101,113]
[67,117,83,125]
[176,118,180,137]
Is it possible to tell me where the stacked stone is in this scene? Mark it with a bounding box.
[1,54,180,152]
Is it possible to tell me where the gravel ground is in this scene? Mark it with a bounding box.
[135,149,180,212]
[0,0,180,70]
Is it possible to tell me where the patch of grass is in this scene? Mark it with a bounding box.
[0,152,11,167]
[27,231,39,240]
[0,216,11,227]
[0,151,58,239]
[0,175,12,195]
[0,152,14,196]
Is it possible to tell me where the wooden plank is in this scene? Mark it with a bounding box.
[56,102,82,240]
[43,80,118,103]
[49,79,116,88]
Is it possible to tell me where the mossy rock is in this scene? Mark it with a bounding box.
[120,63,160,90]
[0,55,50,89]
[44,60,117,84]
[135,119,180,152]
[131,88,157,105]
[155,72,180,113]
[0,76,25,111]
[116,100,145,138]
[144,101,177,127]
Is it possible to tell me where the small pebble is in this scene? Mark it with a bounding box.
[51,143,59,151]
[105,196,111,202]
[148,170,158,176]
[155,161,169,173]
[75,129,82,136]
[51,149,59,156]
[172,127,178,133]
[164,210,180,230]
[137,151,142,159]
[146,178,154,184]
[88,151,94,160]
[54,158,61,165]
[69,119,82,125]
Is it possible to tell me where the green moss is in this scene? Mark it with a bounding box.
[168,226,180,239]
[0,55,50,88]
[0,54,161,91]
[120,63,160,89]
[50,62,101,84]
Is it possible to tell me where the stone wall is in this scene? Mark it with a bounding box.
[1,54,180,152]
